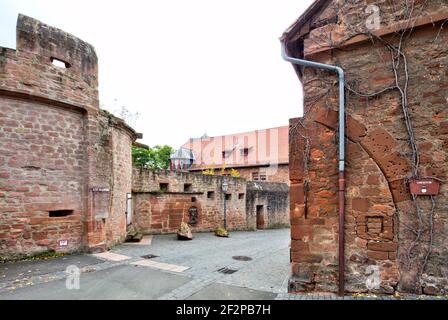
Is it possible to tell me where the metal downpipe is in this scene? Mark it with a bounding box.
[281,42,346,296]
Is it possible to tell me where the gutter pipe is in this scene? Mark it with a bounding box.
[281,42,346,296]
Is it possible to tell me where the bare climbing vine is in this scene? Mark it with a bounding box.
[349,0,437,292]
[299,0,444,292]
[289,79,335,219]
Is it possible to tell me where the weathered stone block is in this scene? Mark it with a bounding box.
[367,241,398,252]
[352,198,369,212]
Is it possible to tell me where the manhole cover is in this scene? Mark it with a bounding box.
[141,254,159,259]
[217,267,238,274]
[232,256,252,261]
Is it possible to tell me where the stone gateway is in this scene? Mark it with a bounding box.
[282,0,448,295]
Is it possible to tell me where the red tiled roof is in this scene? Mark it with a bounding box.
[182,126,289,170]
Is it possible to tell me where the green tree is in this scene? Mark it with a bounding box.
[132,145,174,169]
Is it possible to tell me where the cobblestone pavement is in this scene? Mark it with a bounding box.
[112,229,291,299]
[1,229,447,300]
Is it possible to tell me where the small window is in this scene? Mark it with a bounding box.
[238,193,245,200]
[159,183,169,191]
[252,172,259,181]
[50,57,71,69]
[225,194,232,200]
[191,197,197,203]
[241,148,249,156]
[49,210,73,217]
[207,191,215,199]
[184,183,192,192]
[222,150,232,158]
[260,174,267,181]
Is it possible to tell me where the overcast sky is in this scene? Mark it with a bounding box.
[0,0,313,149]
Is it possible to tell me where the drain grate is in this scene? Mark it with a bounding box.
[232,256,252,261]
[141,254,159,259]
[218,267,238,274]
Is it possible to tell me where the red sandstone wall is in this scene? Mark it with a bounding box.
[287,1,448,295]
[105,126,133,246]
[0,15,138,259]
[0,99,85,256]
[0,15,98,111]
[132,168,248,233]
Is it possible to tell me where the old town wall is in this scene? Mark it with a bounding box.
[132,168,248,233]
[0,15,139,259]
[246,181,290,229]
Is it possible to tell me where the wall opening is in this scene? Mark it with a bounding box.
[126,193,132,225]
[256,205,265,229]
[184,183,192,192]
[159,183,169,191]
[50,57,71,69]
[191,197,197,203]
[188,206,198,225]
[239,193,245,199]
[225,194,232,200]
[49,210,73,217]
[207,191,215,199]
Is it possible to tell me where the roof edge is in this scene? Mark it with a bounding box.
[280,0,330,42]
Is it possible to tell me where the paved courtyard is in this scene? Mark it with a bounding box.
[0,229,291,300]
[0,229,446,300]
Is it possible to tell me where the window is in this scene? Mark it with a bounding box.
[184,183,192,192]
[225,194,232,200]
[222,150,232,158]
[191,197,197,203]
[49,210,73,217]
[50,57,71,69]
[260,174,267,181]
[238,193,245,200]
[159,183,168,191]
[241,148,249,156]
[252,172,259,181]
[207,191,215,200]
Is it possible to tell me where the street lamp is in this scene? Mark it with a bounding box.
[222,179,229,229]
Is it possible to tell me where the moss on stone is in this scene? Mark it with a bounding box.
[214,227,229,237]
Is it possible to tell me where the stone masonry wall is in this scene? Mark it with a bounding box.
[0,15,139,259]
[132,168,248,233]
[106,126,133,246]
[287,1,448,295]
[0,99,85,257]
[246,181,290,229]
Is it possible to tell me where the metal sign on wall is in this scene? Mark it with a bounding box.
[58,239,68,247]
[409,179,440,196]
[91,187,110,219]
